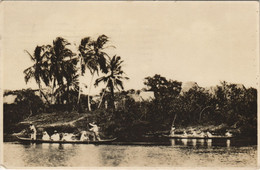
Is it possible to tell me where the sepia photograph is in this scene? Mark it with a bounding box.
[0,1,259,169]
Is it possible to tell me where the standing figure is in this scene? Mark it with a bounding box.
[170,125,176,136]
[29,123,37,140]
[89,122,100,141]
[183,130,188,137]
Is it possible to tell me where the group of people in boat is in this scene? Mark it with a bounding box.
[170,125,233,138]
[28,122,101,141]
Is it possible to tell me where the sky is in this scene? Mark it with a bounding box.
[1,1,259,95]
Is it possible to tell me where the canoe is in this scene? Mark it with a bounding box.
[16,136,117,145]
[162,134,233,139]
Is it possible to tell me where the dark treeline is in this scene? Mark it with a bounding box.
[93,75,257,140]
[4,75,257,140]
[3,35,257,141]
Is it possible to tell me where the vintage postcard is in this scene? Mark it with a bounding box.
[0,1,259,169]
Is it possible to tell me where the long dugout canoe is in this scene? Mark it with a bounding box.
[162,134,233,139]
[16,136,117,144]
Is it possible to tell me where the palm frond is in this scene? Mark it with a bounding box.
[94,76,108,86]
[24,50,35,61]
[23,66,35,84]
[115,79,124,90]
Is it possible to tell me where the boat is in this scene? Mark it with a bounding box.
[162,134,233,139]
[16,136,117,145]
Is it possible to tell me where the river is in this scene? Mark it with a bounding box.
[2,138,257,168]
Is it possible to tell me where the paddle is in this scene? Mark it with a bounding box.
[171,114,177,127]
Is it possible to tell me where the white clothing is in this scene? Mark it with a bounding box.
[29,125,37,140]
[225,132,232,137]
[170,127,175,135]
[89,123,100,141]
[80,131,90,141]
[89,124,99,133]
[42,131,50,140]
[51,133,60,141]
[207,132,212,137]
[62,133,76,141]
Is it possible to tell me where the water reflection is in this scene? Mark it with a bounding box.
[3,141,257,167]
[226,139,231,148]
[170,138,248,149]
[181,139,188,146]
[191,139,196,147]
[171,139,175,145]
[169,138,233,148]
[197,139,204,146]
[207,139,212,147]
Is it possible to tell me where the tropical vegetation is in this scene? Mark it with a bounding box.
[3,36,257,142]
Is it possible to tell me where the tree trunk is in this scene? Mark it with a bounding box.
[38,82,51,105]
[51,80,56,104]
[110,82,115,110]
[67,81,70,105]
[98,81,109,109]
[38,83,42,98]
[77,84,81,104]
[77,73,82,105]
[87,74,94,111]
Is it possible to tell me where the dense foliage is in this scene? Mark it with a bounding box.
[91,75,257,140]
[3,36,257,140]
[4,89,45,133]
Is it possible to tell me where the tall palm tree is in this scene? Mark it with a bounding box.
[78,36,91,106]
[62,52,78,104]
[95,55,129,109]
[78,35,109,111]
[50,37,76,104]
[24,45,52,104]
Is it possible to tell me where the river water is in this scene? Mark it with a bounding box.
[2,138,257,168]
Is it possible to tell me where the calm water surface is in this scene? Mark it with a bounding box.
[3,139,257,168]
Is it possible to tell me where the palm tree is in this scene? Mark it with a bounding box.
[54,73,79,105]
[78,35,110,111]
[24,45,52,104]
[49,37,76,104]
[77,36,91,106]
[95,55,129,109]
[62,52,78,104]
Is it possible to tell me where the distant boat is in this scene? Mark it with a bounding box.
[162,134,233,140]
[16,136,117,145]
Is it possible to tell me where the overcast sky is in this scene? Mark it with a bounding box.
[1,1,259,95]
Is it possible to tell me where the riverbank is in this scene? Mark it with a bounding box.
[4,111,91,141]
[5,111,253,142]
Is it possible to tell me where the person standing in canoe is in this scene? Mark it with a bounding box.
[89,122,100,141]
[170,125,176,136]
[29,123,37,140]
